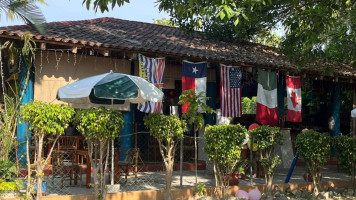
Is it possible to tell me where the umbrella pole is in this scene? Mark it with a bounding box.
[111,139,114,185]
[111,99,114,185]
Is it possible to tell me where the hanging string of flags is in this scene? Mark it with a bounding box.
[137,54,303,125]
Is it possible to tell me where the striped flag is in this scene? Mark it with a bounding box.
[182,60,207,113]
[220,64,242,118]
[137,54,165,113]
[255,68,278,126]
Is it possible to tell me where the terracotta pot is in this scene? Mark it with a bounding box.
[229,173,240,186]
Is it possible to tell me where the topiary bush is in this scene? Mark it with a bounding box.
[250,125,283,197]
[74,107,123,200]
[144,114,187,200]
[295,129,330,195]
[20,101,75,199]
[204,124,247,199]
[333,136,356,195]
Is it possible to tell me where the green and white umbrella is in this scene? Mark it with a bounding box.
[57,70,163,105]
[57,71,163,185]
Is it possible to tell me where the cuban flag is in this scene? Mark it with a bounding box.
[182,60,207,113]
[138,54,165,113]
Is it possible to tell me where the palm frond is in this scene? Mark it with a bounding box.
[0,0,46,34]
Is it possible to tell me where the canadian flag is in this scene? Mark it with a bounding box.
[286,76,302,122]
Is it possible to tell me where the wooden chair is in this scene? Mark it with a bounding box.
[57,136,79,152]
[117,148,139,183]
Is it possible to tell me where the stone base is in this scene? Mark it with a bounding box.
[107,184,121,193]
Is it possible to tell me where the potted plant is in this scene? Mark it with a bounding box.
[20,101,75,200]
[144,114,187,200]
[204,124,247,199]
[295,129,330,196]
[250,125,283,197]
[74,107,123,200]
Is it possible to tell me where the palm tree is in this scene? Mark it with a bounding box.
[0,0,46,34]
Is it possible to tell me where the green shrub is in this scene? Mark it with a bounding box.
[250,125,283,197]
[74,107,123,200]
[20,101,75,199]
[0,161,18,181]
[295,129,330,195]
[144,114,186,200]
[204,124,247,199]
[333,136,356,195]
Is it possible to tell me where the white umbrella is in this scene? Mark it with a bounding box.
[57,71,164,185]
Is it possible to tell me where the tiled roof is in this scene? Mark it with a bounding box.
[0,17,355,78]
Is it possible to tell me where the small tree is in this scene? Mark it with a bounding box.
[178,89,215,184]
[333,136,356,195]
[295,129,330,195]
[250,125,283,197]
[74,107,123,200]
[144,114,187,200]
[204,124,247,199]
[20,101,75,199]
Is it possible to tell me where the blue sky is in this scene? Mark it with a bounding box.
[0,0,170,27]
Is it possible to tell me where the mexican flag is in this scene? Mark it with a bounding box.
[286,76,302,122]
[256,68,278,126]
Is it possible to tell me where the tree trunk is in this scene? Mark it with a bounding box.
[352,164,355,195]
[36,134,44,200]
[157,140,176,200]
[310,164,320,195]
[213,161,224,199]
[26,130,32,199]
[164,158,173,200]
[265,173,273,197]
[194,126,198,185]
[90,141,100,200]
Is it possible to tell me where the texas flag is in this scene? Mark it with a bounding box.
[286,76,302,122]
[182,60,207,113]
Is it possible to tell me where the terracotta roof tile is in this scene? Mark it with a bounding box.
[0,17,355,78]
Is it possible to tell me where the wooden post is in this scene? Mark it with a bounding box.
[134,123,138,184]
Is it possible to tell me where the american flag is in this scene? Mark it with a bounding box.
[138,54,165,113]
[220,64,242,117]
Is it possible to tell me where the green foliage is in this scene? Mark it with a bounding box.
[0,94,18,162]
[144,114,186,142]
[0,181,19,191]
[20,101,75,136]
[178,89,215,129]
[241,97,256,114]
[153,18,175,27]
[296,129,330,195]
[157,0,277,42]
[0,161,18,181]
[204,124,247,199]
[74,107,123,140]
[204,124,247,174]
[250,125,283,196]
[82,0,129,13]
[252,30,281,48]
[194,182,206,196]
[250,126,283,153]
[333,136,356,194]
[0,0,47,34]
[333,136,356,170]
[295,129,330,167]
[250,126,283,171]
